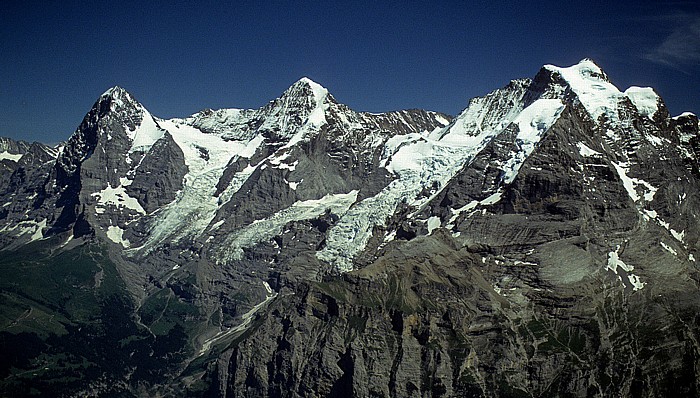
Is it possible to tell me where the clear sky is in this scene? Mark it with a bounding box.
[1,0,699,144]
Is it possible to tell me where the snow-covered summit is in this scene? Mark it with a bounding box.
[278,77,330,108]
[101,85,129,97]
[624,86,660,118]
[292,77,328,99]
[545,59,621,120]
[99,86,139,107]
[543,59,670,126]
[673,111,697,120]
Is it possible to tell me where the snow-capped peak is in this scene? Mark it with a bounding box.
[624,86,660,118]
[98,85,143,114]
[283,77,329,103]
[544,59,621,121]
[296,76,324,89]
[101,85,127,96]
[100,85,133,101]
[672,111,697,120]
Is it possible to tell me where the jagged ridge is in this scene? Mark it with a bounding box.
[1,60,699,397]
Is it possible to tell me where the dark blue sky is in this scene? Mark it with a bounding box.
[2,0,699,143]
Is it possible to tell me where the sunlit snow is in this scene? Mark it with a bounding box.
[624,86,659,118]
[577,142,600,157]
[137,119,255,252]
[501,98,565,184]
[545,59,623,122]
[606,245,645,291]
[426,216,441,234]
[660,241,677,256]
[0,151,23,162]
[128,110,165,153]
[92,184,145,214]
[319,86,564,271]
[106,225,130,248]
[217,190,358,262]
[611,161,657,203]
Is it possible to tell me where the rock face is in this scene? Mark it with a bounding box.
[1,60,700,397]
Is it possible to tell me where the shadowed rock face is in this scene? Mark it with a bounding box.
[1,61,700,397]
[220,230,700,397]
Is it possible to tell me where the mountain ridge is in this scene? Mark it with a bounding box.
[1,59,700,397]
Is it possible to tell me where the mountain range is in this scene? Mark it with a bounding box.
[1,59,699,397]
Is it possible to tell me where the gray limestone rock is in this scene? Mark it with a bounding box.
[1,61,700,397]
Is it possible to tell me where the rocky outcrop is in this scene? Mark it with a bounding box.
[126,132,188,213]
[216,230,700,397]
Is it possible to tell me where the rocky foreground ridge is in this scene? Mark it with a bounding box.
[1,60,700,397]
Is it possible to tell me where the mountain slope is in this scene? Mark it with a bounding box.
[1,60,699,397]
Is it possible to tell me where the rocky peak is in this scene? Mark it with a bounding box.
[253,77,333,141]
[99,85,140,109]
[0,137,31,157]
[273,77,332,112]
[283,77,329,102]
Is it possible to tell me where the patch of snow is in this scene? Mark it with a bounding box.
[383,230,397,243]
[275,160,298,171]
[263,281,273,295]
[92,184,145,214]
[218,191,358,262]
[269,151,291,166]
[29,219,46,241]
[670,229,685,243]
[612,162,639,202]
[690,254,696,262]
[577,142,600,157]
[660,241,677,256]
[426,216,441,234]
[0,151,23,162]
[672,112,696,120]
[627,274,646,291]
[642,209,658,219]
[106,226,130,248]
[606,245,645,291]
[653,217,686,244]
[501,98,565,184]
[288,180,300,190]
[128,110,165,153]
[480,191,503,205]
[611,161,657,203]
[624,86,659,118]
[60,235,73,248]
[606,246,633,274]
[646,134,664,147]
[209,219,225,231]
[447,200,479,226]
